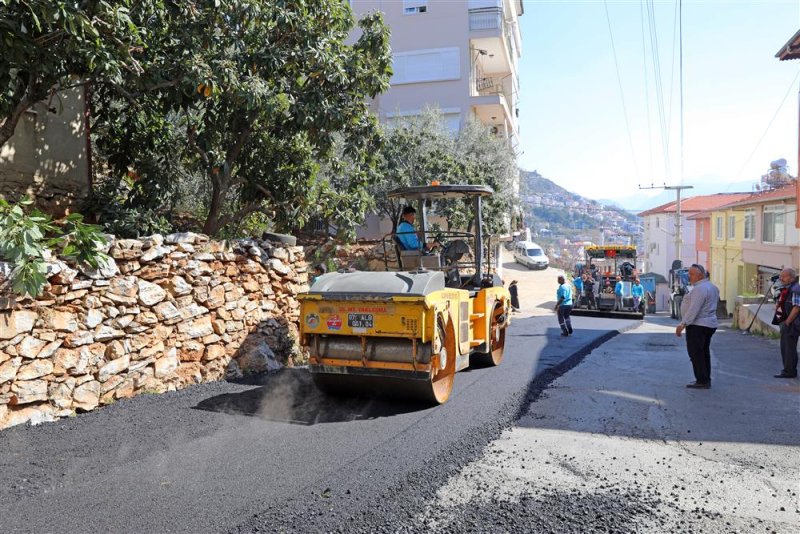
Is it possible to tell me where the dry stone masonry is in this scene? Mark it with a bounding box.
[0,232,308,429]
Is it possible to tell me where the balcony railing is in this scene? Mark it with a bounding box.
[469,7,502,31]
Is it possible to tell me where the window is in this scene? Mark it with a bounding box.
[743,209,755,240]
[715,216,723,240]
[727,215,736,240]
[762,205,785,244]
[699,221,704,241]
[391,47,460,85]
[403,0,427,14]
[655,217,660,229]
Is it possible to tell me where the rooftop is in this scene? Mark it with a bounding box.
[776,29,800,60]
[638,193,751,217]
[722,182,798,209]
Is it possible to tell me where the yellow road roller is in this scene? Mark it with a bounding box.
[298,184,511,404]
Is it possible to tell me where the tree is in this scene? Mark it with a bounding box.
[93,1,392,236]
[370,109,461,232]
[367,110,518,235]
[453,118,517,235]
[0,0,148,147]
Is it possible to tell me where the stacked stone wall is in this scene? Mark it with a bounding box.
[0,233,308,429]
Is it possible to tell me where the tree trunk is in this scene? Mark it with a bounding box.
[0,99,33,148]
[203,178,225,236]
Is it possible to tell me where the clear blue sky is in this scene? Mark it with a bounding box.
[517,0,800,208]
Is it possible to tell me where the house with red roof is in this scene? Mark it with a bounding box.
[638,193,752,284]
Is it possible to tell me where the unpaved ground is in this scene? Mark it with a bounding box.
[414,319,799,533]
[499,248,566,318]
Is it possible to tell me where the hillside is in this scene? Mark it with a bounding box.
[517,170,643,266]
[519,170,639,230]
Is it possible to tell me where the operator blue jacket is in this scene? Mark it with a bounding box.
[396,221,422,251]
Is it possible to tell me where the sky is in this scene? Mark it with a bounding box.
[516,0,800,209]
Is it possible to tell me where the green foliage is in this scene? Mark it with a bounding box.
[84,176,172,238]
[0,198,109,297]
[0,0,147,146]
[371,110,462,231]
[91,1,392,237]
[368,109,518,235]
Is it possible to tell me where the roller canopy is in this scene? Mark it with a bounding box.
[310,271,446,296]
[388,184,493,200]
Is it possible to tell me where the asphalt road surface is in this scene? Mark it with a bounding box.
[0,263,639,533]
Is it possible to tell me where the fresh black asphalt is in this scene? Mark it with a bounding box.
[0,314,639,533]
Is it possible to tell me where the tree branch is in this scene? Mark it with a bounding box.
[0,75,39,148]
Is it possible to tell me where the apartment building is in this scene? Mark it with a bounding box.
[350,0,523,142]
[351,0,524,238]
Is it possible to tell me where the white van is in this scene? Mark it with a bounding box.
[513,241,549,270]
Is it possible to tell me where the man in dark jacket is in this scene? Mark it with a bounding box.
[774,268,800,379]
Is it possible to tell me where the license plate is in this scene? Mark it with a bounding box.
[348,313,373,329]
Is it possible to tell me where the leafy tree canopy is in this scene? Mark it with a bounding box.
[0,0,148,147]
[93,0,392,236]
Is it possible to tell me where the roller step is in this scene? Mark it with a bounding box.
[469,339,485,347]
[469,313,485,320]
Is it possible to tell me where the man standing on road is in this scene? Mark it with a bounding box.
[675,264,719,389]
[773,268,800,379]
[614,276,624,310]
[631,278,645,310]
[573,273,584,307]
[508,280,521,312]
[583,272,597,309]
[555,275,573,337]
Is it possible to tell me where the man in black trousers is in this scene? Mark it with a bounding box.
[675,264,719,389]
[773,267,800,379]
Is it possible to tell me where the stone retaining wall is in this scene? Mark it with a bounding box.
[0,232,308,429]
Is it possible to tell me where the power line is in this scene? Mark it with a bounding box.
[679,0,684,185]
[639,0,654,181]
[603,0,639,180]
[726,68,800,191]
[646,0,671,182]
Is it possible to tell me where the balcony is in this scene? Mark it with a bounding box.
[469,4,518,78]
[469,7,502,31]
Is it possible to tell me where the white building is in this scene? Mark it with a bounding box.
[351,0,524,239]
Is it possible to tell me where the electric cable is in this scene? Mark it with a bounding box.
[603,0,639,180]
[725,68,800,191]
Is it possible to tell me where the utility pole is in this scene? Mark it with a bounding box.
[639,184,694,266]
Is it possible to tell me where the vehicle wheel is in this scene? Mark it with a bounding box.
[419,321,455,404]
[473,302,506,367]
[262,232,297,246]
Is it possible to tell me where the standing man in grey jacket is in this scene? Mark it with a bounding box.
[675,264,720,389]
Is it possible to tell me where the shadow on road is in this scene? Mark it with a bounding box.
[195,368,430,425]
[514,316,799,447]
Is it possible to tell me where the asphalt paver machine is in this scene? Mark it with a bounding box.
[571,245,645,320]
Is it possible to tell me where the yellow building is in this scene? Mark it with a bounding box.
[707,207,757,316]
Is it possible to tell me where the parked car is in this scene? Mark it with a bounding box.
[513,241,549,270]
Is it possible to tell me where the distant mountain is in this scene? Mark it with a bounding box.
[519,170,638,221]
